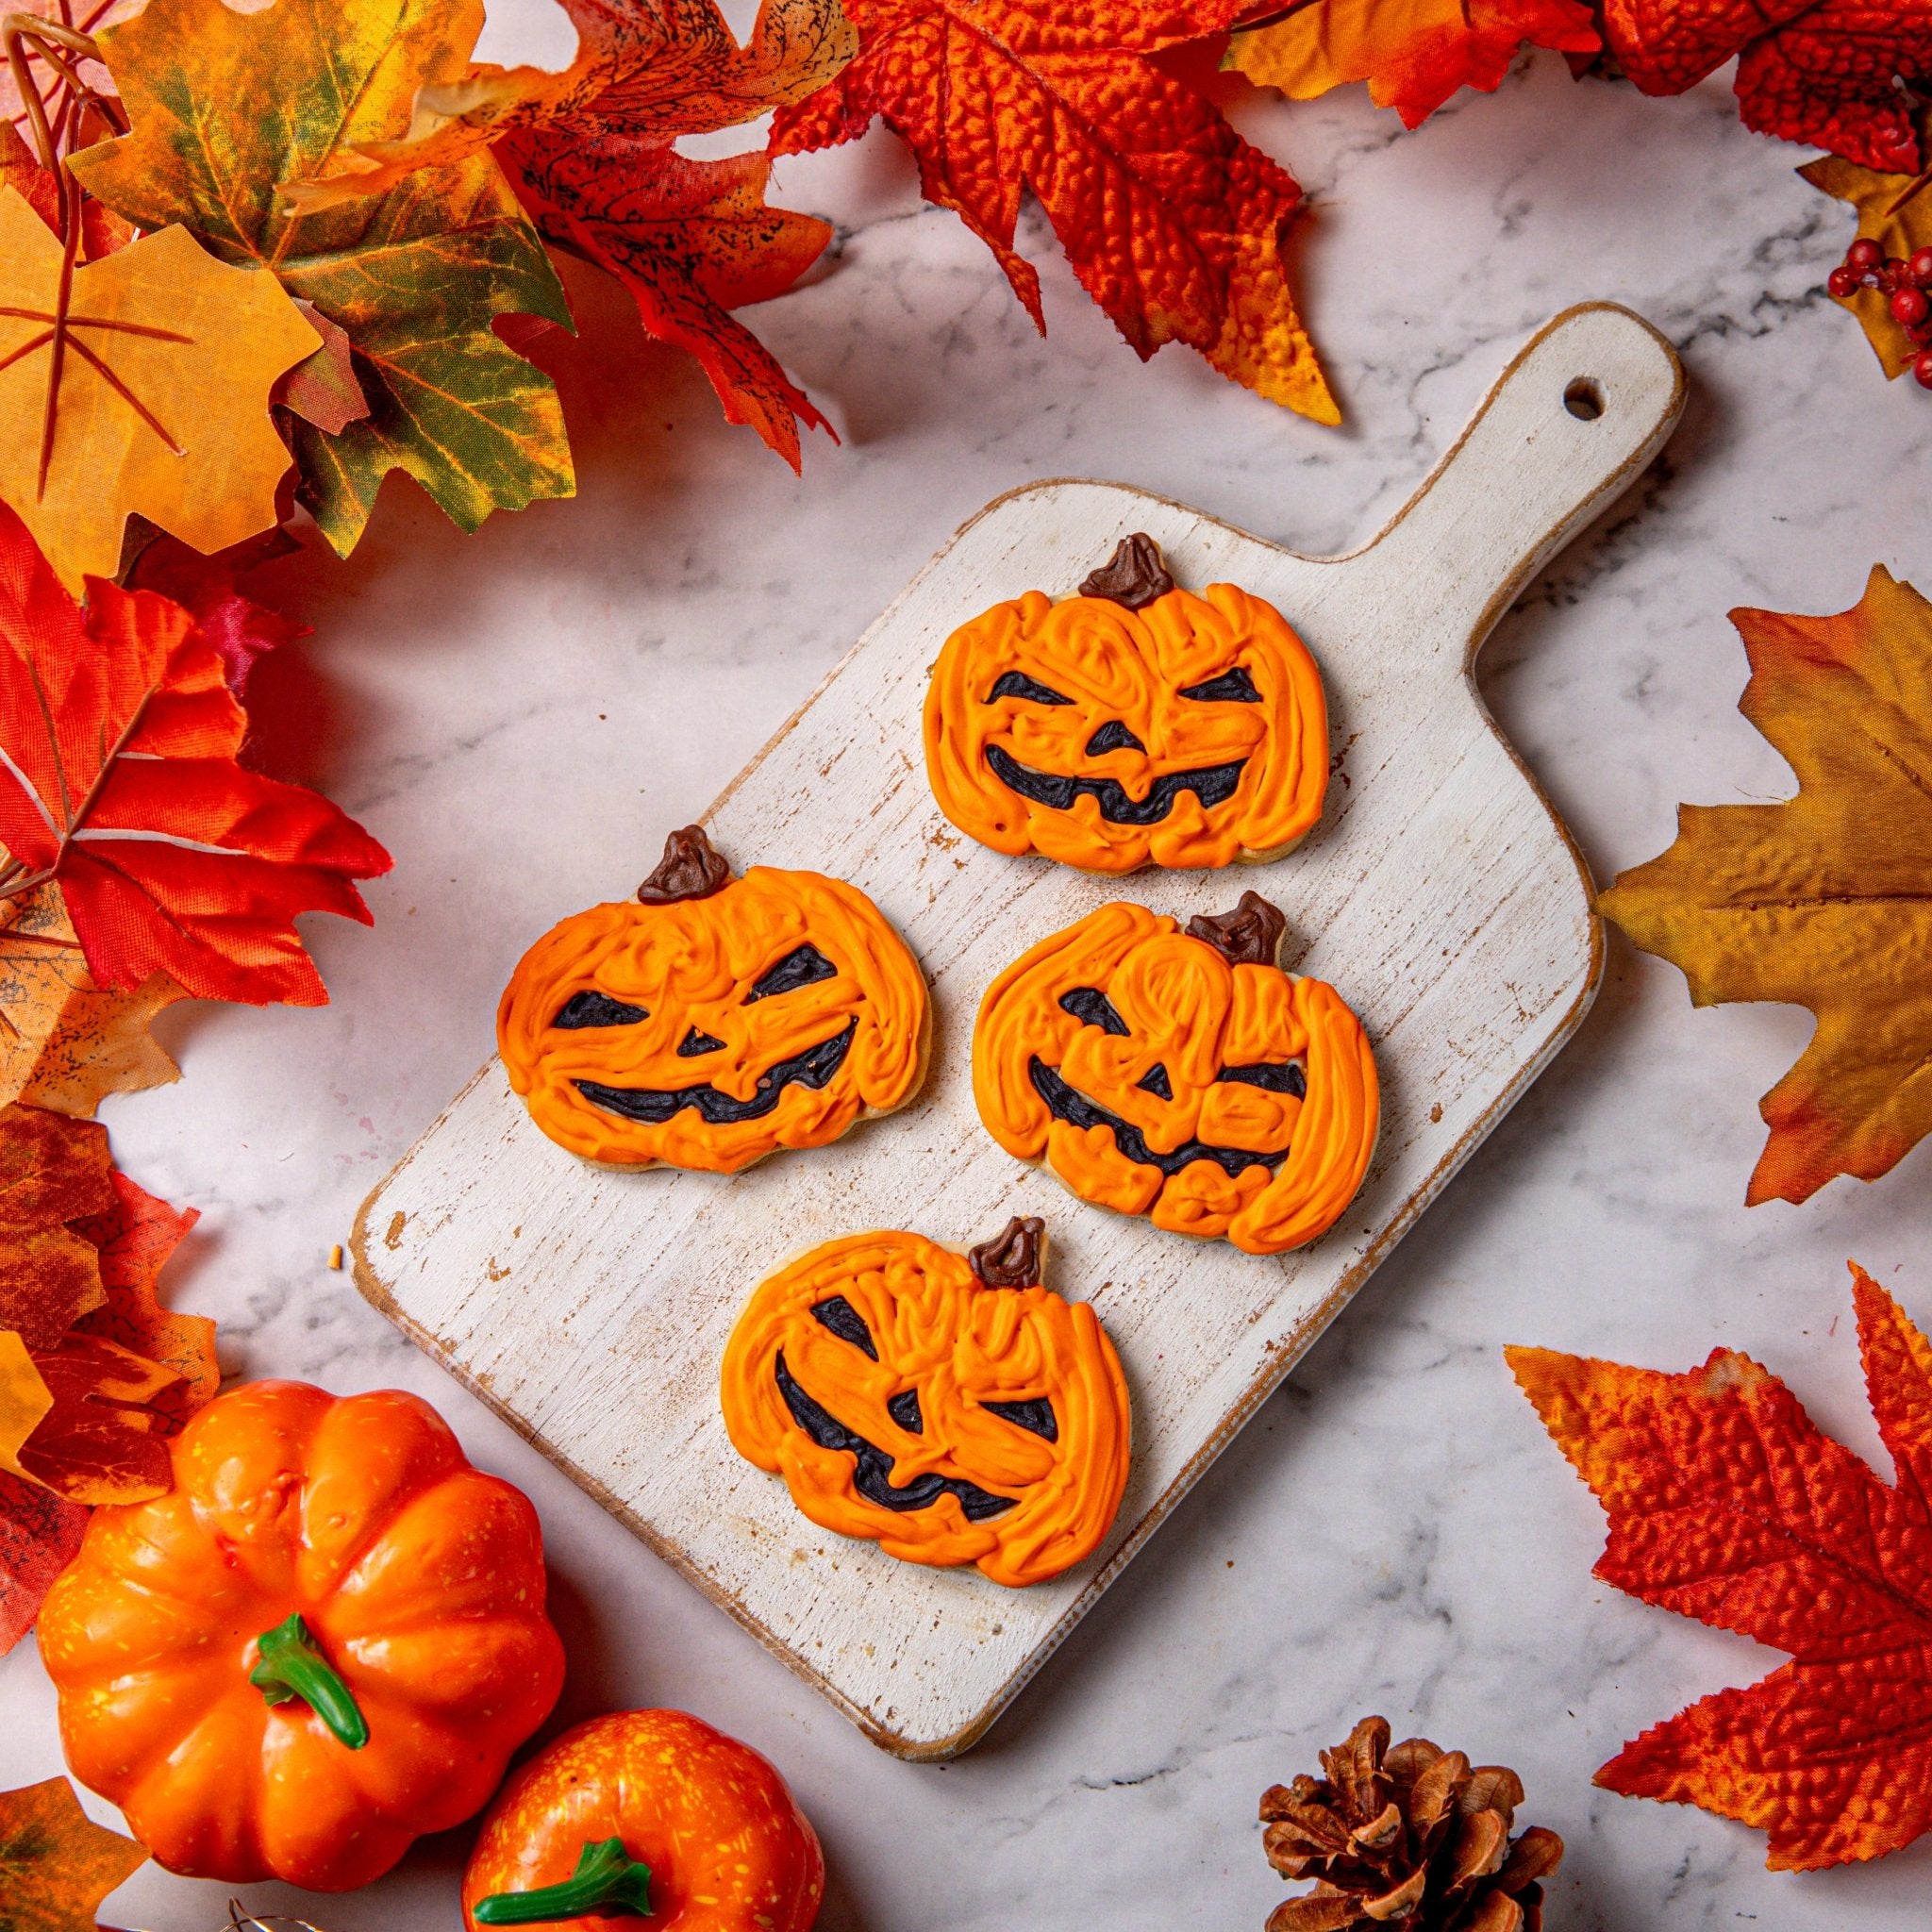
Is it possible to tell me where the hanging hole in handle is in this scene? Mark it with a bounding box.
[1563,377,1605,422]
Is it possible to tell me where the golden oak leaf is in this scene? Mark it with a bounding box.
[0,1776,145,1932]
[0,887,184,1119]
[1510,1267,1932,1869]
[0,1106,110,1351]
[0,192,317,594]
[1800,147,1932,377]
[772,0,1335,420]
[1598,566,1932,1206]
[1225,0,1599,128]
[74,1168,210,1419]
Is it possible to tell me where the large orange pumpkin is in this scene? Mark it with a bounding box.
[498,826,930,1172]
[36,1380,564,1891]
[721,1216,1129,1588]
[924,533,1328,873]
[973,892,1378,1255]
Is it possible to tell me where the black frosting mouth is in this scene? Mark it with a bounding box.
[1029,1058,1291,1180]
[774,1352,1014,1523]
[986,743,1245,826]
[576,1020,857,1126]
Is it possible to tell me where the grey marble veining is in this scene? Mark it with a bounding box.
[6,24,1930,1930]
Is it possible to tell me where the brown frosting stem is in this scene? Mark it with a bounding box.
[1187,891,1287,968]
[969,1215,1046,1289]
[637,825,733,904]
[1078,533,1174,609]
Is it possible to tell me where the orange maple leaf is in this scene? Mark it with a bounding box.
[1597,566,1932,1206]
[770,0,1337,421]
[1225,0,1599,129]
[0,1775,145,1932]
[0,504,391,1006]
[1509,1266,1932,1869]
[0,1103,109,1351]
[0,1325,179,1504]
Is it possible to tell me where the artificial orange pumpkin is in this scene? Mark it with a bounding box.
[461,1709,823,1932]
[924,532,1328,873]
[721,1216,1129,1588]
[36,1380,565,1891]
[973,892,1378,1255]
[498,826,930,1172]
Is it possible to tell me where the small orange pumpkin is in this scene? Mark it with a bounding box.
[720,1217,1129,1588]
[973,892,1377,1255]
[498,827,930,1172]
[924,533,1328,873]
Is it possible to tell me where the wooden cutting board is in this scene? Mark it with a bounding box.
[354,304,1684,1759]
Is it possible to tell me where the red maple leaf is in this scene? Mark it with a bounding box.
[1509,1265,1932,1869]
[770,0,1336,421]
[1603,0,1932,171]
[0,504,390,1005]
[0,1471,84,1654]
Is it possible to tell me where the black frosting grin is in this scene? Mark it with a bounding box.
[576,1020,857,1125]
[986,744,1246,826]
[1029,1057,1293,1179]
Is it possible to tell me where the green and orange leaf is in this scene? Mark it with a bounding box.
[0,1775,145,1932]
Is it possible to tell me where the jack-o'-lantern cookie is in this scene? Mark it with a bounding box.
[974,891,1377,1255]
[924,533,1328,873]
[498,827,929,1172]
[721,1217,1129,1588]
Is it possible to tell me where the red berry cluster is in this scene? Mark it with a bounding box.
[1830,237,1932,387]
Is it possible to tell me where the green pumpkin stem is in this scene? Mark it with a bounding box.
[248,1613,368,1750]
[474,1838,655,1924]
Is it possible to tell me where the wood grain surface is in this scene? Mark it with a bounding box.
[354,304,1686,1758]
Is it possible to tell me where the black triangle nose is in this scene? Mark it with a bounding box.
[1136,1063,1174,1101]
[1085,720,1145,756]
[677,1025,725,1058]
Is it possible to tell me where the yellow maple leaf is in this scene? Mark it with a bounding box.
[0,190,317,592]
[0,887,183,1117]
[0,1332,52,1481]
[1598,566,1932,1206]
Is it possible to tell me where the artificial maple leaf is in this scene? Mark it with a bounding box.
[1598,566,1932,1206]
[0,887,183,1118]
[771,0,1337,421]
[0,122,129,258]
[277,301,371,439]
[289,0,850,467]
[72,0,575,556]
[1800,146,1932,376]
[1,1327,179,1503]
[1509,1266,1932,1869]
[0,1104,109,1352]
[0,0,137,139]
[0,1776,145,1932]
[125,527,308,703]
[1602,0,1932,172]
[74,1168,210,1418]
[0,1471,85,1654]
[0,505,392,1006]
[0,192,317,594]
[1224,0,1600,130]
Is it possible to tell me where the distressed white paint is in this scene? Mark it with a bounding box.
[354,306,1684,1758]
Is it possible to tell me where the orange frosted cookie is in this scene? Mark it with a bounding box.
[973,891,1377,1255]
[498,827,929,1172]
[720,1217,1129,1589]
[924,532,1328,873]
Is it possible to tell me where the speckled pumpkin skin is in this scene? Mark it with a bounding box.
[973,903,1378,1255]
[924,579,1328,872]
[722,1229,1130,1589]
[461,1709,823,1932]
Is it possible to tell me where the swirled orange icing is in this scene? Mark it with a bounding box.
[720,1229,1130,1588]
[497,868,929,1172]
[924,578,1328,873]
[972,903,1378,1254]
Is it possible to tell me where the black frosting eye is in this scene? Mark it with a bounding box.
[810,1295,877,1359]
[983,1396,1058,1441]
[1178,666,1261,703]
[745,944,837,1003]
[986,671,1074,706]
[1059,987,1129,1036]
[1218,1061,1307,1096]
[553,991,649,1029]
[887,1389,924,1433]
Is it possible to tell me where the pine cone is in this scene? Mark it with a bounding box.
[1258,1717,1563,1932]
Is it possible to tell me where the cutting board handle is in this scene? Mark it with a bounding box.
[1347,303,1685,670]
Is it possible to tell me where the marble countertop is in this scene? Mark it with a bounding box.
[8,16,1931,1930]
